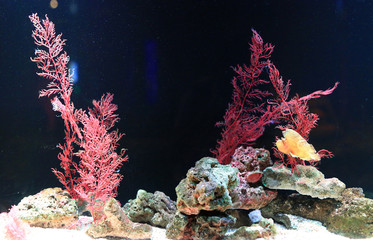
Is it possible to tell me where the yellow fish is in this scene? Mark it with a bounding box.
[276,129,320,161]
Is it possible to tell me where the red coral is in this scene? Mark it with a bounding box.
[30,13,127,221]
[213,29,338,168]
[1,206,30,240]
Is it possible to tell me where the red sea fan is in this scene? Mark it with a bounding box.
[213,29,338,167]
[212,30,276,165]
[268,62,338,170]
[268,61,338,140]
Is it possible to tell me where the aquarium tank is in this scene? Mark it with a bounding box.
[0,1,373,240]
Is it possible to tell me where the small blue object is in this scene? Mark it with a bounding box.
[69,60,79,84]
[248,209,262,223]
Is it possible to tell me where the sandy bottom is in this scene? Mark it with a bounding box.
[2,216,373,240]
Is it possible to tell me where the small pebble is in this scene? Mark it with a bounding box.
[249,209,262,223]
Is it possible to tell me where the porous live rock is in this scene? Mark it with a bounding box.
[231,146,273,183]
[123,189,176,228]
[16,187,78,228]
[224,218,276,240]
[230,184,277,210]
[262,164,346,199]
[261,188,373,238]
[176,157,239,215]
[165,210,236,240]
[86,198,152,239]
[228,147,277,210]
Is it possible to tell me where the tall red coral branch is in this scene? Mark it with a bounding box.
[212,30,276,165]
[30,13,127,221]
[214,29,338,167]
[30,13,81,198]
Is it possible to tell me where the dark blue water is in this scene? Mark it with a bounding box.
[1,0,373,211]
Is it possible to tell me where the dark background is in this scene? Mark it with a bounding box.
[1,0,372,211]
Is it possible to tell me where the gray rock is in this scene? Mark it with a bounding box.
[262,164,346,199]
[260,192,339,225]
[175,157,239,215]
[123,189,176,228]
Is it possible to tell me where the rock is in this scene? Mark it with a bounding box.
[273,214,325,231]
[262,164,346,199]
[16,187,78,228]
[225,209,252,228]
[261,193,340,225]
[271,213,317,229]
[261,188,373,238]
[123,189,176,228]
[248,209,262,223]
[175,157,239,215]
[86,198,152,239]
[231,146,273,183]
[230,184,277,210]
[229,147,277,210]
[165,210,235,240]
[326,188,373,238]
[224,218,276,240]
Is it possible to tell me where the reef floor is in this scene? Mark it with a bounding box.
[1,214,372,240]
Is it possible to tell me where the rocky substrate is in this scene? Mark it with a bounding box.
[2,148,373,239]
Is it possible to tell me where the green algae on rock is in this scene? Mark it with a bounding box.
[325,188,373,238]
[261,188,373,238]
